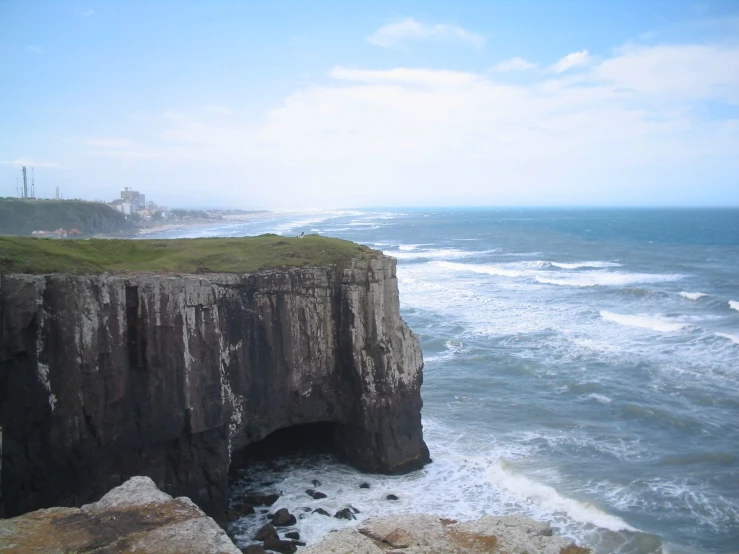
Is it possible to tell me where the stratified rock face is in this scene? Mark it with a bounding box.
[0,255,429,523]
[0,476,241,553]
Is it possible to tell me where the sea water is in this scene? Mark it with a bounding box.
[149,208,739,553]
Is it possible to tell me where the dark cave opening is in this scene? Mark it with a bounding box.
[229,422,339,473]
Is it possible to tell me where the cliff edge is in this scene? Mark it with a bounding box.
[0,252,429,523]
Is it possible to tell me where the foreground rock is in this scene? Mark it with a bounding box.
[0,255,429,522]
[0,476,240,553]
[299,514,590,554]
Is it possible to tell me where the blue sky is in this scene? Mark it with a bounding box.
[1,0,738,208]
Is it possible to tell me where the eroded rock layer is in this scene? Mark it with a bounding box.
[0,255,429,523]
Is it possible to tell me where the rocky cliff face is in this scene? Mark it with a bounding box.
[0,254,429,523]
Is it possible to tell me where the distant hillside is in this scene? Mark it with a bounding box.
[0,198,135,236]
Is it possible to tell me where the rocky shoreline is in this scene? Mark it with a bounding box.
[0,476,590,554]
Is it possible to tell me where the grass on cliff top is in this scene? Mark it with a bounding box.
[0,235,377,275]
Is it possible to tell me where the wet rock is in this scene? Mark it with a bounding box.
[234,504,256,515]
[311,479,321,487]
[313,508,331,517]
[285,531,300,540]
[244,493,280,507]
[359,483,370,489]
[271,508,297,527]
[348,505,361,514]
[305,489,327,499]
[227,509,241,522]
[262,538,297,554]
[241,546,266,554]
[334,508,356,520]
[386,494,399,501]
[254,523,278,541]
[301,507,312,512]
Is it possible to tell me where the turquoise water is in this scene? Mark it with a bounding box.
[152,208,739,553]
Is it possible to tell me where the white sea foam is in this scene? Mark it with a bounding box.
[551,261,622,269]
[434,261,682,288]
[730,300,739,312]
[486,461,636,532]
[390,249,495,261]
[587,393,613,404]
[680,292,707,300]
[600,311,687,333]
[716,333,739,345]
[536,272,682,287]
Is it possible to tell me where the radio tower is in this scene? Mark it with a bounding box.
[22,166,28,198]
[31,168,35,198]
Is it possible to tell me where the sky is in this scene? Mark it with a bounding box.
[1,0,738,209]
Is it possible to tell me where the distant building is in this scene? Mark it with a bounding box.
[120,187,146,210]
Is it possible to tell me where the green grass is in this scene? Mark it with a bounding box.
[0,235,377,275]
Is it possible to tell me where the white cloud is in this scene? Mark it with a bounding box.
[204,105,234,115]
[1,158,63,168]
[80,9,94,17]
[84,138,158,159]
[367,18,484,48]
[595,44,739,102]
[551,49,590,73]
[491,57,536,72]
[87,42,738,208]
[26,45,43,55]
[330,66,479,87]
[86,138,135,148]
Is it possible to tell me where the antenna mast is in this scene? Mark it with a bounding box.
[31,168,35,197]
[22,166,28,198]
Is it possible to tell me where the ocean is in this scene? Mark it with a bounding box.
[148,208,739,553]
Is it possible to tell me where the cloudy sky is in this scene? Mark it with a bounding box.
[1,0,738,208]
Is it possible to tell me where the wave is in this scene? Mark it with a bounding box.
[587,393,613,404]
[600,311,688,333]
[680,292,707,300]
[716,332,739,345]
[486,461,636,533]
[434,261,682,288]
[551,261,622,269]
[537,272,682,287]
[730,300,739,312]
[390,249,496,261]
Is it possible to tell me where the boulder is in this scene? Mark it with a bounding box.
[334,508,356,520]
[305,489,328,499]
[313,508,331,517]
[241,546,266,554]
[0,476,240,553]
[271,508,297,527]
[262,538,297,554]
[254,523,278,541]
[244,493,280,507]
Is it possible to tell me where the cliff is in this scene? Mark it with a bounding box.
[0,253,429,524]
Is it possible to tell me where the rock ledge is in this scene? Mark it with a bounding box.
[299,513,590,554]
[0,476,240,553]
